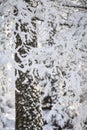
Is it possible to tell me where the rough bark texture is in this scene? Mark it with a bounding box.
[15,1,43,129]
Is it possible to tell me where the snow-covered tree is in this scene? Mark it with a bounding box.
[31,0,87,129]
[14,0,43,129]
[0,0,87,130]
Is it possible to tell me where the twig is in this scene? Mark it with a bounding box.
[62,4,87,10]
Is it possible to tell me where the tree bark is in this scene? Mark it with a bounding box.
[14,1,43,129]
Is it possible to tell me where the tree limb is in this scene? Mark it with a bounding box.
[62,4,87,10]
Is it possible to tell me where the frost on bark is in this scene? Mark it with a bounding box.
[14,0,43,129]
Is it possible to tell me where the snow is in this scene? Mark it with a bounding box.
[0,0,87,129]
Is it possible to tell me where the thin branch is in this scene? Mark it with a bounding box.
[62,4,87,10]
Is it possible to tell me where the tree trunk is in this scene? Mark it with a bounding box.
[14,0,43,129]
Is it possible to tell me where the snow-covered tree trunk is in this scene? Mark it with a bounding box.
[14,0,43,129]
